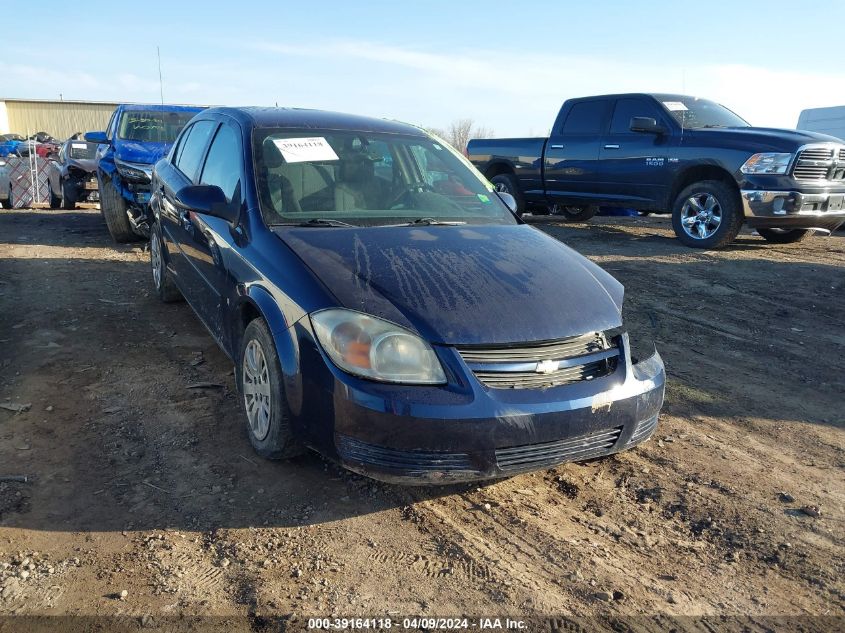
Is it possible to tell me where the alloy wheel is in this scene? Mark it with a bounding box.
[242,339,272,441]
[681,193,722,240]
[150,232,163,289]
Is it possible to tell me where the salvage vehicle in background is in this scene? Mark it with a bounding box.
[0,134,26,157]
[148,106,665,483]
[468,93,845,248]
[46,139,99,209]
[86,103,204,242]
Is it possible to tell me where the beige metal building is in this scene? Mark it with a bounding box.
[0,98,119,140]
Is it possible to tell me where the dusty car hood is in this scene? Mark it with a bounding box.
[277,224,623,345]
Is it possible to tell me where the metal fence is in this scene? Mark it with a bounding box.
[5,155,50,208]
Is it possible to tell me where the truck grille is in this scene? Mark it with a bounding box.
[456,332,618,390]
[792,145,845,181]
[495,426,623,472]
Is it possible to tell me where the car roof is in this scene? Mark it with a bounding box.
[200,106,427,136]
[118,103,206,113]
[568,93,702,103]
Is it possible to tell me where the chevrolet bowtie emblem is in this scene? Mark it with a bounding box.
[536,360,559,374]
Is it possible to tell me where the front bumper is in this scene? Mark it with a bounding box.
[741,189,845,230]
[328,336,665,484]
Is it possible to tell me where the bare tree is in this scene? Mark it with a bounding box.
[425,119,494,153]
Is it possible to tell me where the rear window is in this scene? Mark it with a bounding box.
[562,101,609,135]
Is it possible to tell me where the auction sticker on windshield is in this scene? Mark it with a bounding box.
[663,101,688,111]
[273,137,339,163]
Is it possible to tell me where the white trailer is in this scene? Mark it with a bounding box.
[796,106,845,141]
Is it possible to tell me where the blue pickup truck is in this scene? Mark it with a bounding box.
[467,93,845,248]
[86,104,204,242]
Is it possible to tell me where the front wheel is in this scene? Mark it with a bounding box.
[100,176,137,243]
[490,173,524,216]
[757,227,813,244]
[237,319,304,460]
[48,184,61,209]
[671,180,743,249]
[61,179,77,210]
[549,204,598,222]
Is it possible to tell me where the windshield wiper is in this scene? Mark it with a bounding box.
[272,218,357,228]
[402,217,467,226]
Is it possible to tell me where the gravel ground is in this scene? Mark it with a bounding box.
[0,208,842,632]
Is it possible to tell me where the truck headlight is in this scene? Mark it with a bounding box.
[114,158,153,183]
[311,309,446,384]
[740,153,792,175]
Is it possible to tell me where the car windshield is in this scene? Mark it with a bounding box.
[68,142,96,159]
[659,97,750,129]
[117,110,196,142]
[254,128,516,227]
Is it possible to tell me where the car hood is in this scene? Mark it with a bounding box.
[276,224,624,345]
[113,140,172,165]
[685,126,844,152]
[66,157,97,173]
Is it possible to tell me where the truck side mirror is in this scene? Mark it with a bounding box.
[630,117,665,135]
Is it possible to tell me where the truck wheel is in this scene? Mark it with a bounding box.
[757,228,813,244]
[61,179,77,210]
[237,318,304,460]
[671,181,743,249]
[490,173,524,216]
[550,204,598,222]
[100,177,138,243]
[150,224,182,303]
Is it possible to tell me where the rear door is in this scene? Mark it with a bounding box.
[543,99,611,206]
[597,97,675,208]
[158,119,217,303]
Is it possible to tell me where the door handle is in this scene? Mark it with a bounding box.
[550,144,564,149]
[603,144,620,149]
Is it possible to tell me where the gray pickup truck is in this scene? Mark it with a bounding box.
[468,93,845,248]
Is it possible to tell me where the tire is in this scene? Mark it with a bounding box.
[757,227,813,244]
[61,179,76,210]
[490,173,524,216]
[237,319,304,460]
[100,176,137,243]
[150,224,182,303]
[550,204,598,222]
[8,185,15,209]
[48,184,61,209]
[671,180,743,249]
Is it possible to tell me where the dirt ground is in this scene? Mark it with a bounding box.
[0,207,842,632]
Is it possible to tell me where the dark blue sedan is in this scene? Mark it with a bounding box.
[149,107,665,484]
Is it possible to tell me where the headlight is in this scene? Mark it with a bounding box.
[114,158,153,183]
[740,153,792,175]
[311,309,446,384]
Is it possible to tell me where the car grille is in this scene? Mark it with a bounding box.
[495,426,622,472]
[792,145,845,181]
[627,414,659,446]
[456,333,618,390]
[336,435,474,474]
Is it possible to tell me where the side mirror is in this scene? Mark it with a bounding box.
[630,117,665,135]
[175,184,238,223]
[496,191,518,214]
[85,131,108,144]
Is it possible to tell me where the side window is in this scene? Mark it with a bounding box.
[561,101,609,135]
[174,120,216,182]
[199,124,241,203]
[610,99,663,134]
[105,111,117,140]
[170,123,192,166]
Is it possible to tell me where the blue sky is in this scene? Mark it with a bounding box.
[3,0,845,136]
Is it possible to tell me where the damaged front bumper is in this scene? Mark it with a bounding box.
[329,335,665,484]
